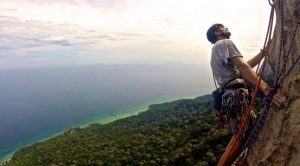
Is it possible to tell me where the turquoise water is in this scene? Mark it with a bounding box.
[0,64,213,163]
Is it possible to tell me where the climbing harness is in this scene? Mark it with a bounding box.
[212,78,241,110]
[222,88,250,134]
[212,77,248,130]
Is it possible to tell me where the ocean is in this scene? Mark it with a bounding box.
[0,64,214,161]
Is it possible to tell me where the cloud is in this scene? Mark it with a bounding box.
[0,16,89,66]
[0,0,272,69]
[0,0,133,7]
[0,16,74,52]
[0,15,177,68]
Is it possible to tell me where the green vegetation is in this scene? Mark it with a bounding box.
[4,95,231,166]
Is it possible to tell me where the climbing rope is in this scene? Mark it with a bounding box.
[218,0,300,164]
[232,0,300,164]
[278,12,300,83]
[275,0,285,83]
[291,10,300,64]
[255,0,275,74]
[218,2,276,165]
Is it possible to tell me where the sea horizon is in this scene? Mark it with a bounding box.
[0,63,213,162]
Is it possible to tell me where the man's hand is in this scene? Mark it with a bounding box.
[272,91,286,108]
[247,39,273,68]
[263,85,286,108]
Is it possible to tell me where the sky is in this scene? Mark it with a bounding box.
[0,0,273,70]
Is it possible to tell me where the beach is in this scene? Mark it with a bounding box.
[0,92,200,163]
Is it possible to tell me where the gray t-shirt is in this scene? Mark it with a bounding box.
[210,39,242,86]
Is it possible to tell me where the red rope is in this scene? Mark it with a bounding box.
[218,3,276,166]
[256,2,275,73]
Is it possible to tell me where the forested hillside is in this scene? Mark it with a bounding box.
[4,95,231,166]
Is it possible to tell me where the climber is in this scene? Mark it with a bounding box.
[206,23,286,166]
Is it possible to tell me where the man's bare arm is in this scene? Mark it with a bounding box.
[231,56,285,107]
[247,51,264,68]
[231,56,269,93]
[247,39,273,68]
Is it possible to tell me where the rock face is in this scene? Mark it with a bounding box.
[247,0,300,166]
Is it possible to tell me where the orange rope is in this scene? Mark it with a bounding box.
[218,3,275,166]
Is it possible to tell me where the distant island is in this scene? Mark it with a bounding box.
[2,94,232,166]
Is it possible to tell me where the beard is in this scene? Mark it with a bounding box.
[222,31,231,39]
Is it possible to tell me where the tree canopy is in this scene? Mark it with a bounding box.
[4,95,232,166]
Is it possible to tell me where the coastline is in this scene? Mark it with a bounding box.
[0,92,200,164]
